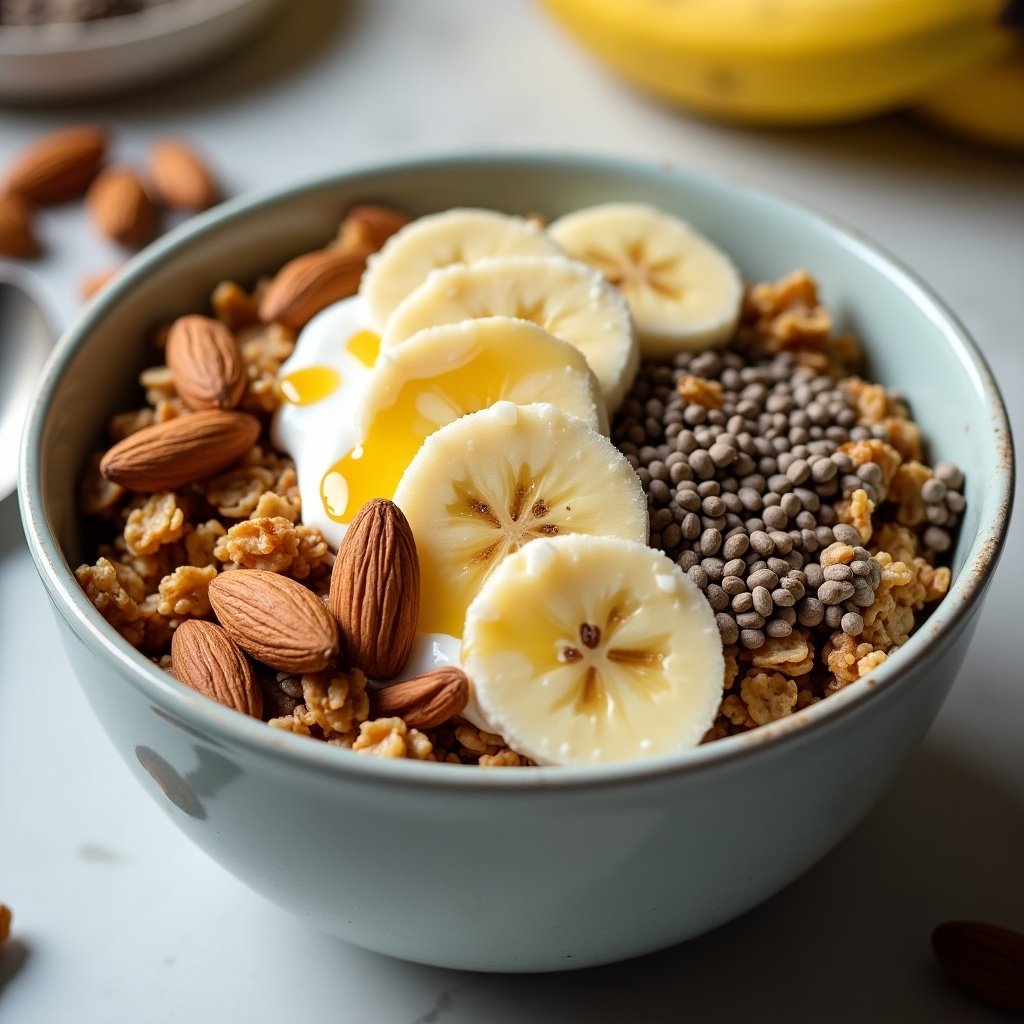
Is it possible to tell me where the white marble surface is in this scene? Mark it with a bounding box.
[1,2,1022,1020]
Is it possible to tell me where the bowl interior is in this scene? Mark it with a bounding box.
[23,154,1012,777]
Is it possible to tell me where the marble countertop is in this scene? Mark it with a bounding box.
[1,2,1022,1020]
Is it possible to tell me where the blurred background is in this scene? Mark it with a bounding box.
[1,1,1021,1021]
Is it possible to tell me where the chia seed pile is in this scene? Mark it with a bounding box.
[611,346,965,651]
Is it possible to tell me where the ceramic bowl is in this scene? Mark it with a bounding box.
[0,0,280,102]
[18,155,1013,972]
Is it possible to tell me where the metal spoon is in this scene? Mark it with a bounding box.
[0,275,54,501]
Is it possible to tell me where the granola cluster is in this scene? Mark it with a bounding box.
[75,257,528,766]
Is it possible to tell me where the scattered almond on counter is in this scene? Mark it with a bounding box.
[329,498,421,680]
[79,266,121,300]
[209,569,339,674]
[932,921,1024,1016]
[0,903,11,943]
[0,125,224,303]
[4,124,107,204]
[149,138,219,212]
[166,314,246,411]
[171,619,262,717]
[371,667,470,729]
[0,193,39,258]
[87,166,159,248]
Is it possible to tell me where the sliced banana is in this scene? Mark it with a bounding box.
[392,402,648,637]
[547,202,743,356]
[321,317,608,527]
[462,534,725,766]
[380,255,639,412]
[360,208,562,330]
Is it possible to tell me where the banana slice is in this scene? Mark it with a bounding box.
[360,208,562,330]
[462,534,725,766]
[380,255,639,412]
[392,402,648,637]
[547,202,742,356]
[321,317,608,527]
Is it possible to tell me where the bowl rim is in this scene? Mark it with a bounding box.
[18,151,1015,793]
[0,0,267,56]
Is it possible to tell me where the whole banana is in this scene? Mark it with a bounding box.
[542,0,1018,125]
[917,44,1024,150]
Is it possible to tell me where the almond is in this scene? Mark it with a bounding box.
[335,203,411,253]
[86,166,158,248]
[211,280,260,331]
[329,498,420,680]
[5,124,107,204]
[100,409,260,490]
[258,246,369,331]
[0,193,39,258]
[149,138,219,212]
[371,667,469,729]
[932,921,1024,1015]
[79,265,120,301]
[209,569,339,673]
[166,314,245,411]
[171,619,262,717]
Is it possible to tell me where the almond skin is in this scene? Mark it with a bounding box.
[258,246,369,331]
[149,138,219,212]
[5,124,107,204]
[100,409,260,491]
[209,569,339,674]
[371,667,469,729]
[932,921,1024,1015]
[86,166,158,248]
[329,498,420,680]
[336,203,411,253]
[171,619,262,717]
[166,314,245,410]
[0,193,39,258]
[79,266,120,301]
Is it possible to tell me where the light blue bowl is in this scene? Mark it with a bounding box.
[19,155,1013,972]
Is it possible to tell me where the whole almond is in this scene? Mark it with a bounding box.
[87,166,158,248]
[5,124,107,204]
[79,265,120,301]
[0,193,39,258]
[149,138,219,212]
[166,314,245,410]
[329,498,420,680]
[171,619,262,718]
[371,667,469,729]
[258,246,369,331]
[932,921,1024,1015]
[336,203,411,253]
[100,409,260,490]
[209,569,339,673]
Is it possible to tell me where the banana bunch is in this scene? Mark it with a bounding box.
[319,205,736,764]
[541,0,1019,129]
[916,43,1024,150]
